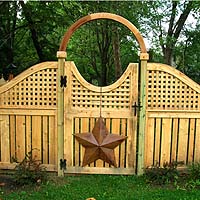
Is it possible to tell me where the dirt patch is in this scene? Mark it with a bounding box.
[0,174,23,195]
[0,174,41,195]
[0,173,70,195]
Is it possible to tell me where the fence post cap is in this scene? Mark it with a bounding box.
[140,53,149,61]
[57,51,67,58]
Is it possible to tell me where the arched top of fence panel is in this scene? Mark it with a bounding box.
[147,63,200,110]
[0,62,57,93]
[147,63,200,92]
[68,61,136,92]
[0,62,58,108]
[59,12,147,54]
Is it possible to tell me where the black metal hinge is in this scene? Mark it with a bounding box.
[60,75,67,88]
[132,102,142,116]
[60,159,67,170]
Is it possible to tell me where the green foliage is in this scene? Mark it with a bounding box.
[174,25,200,84]
[0,1,200,84]
[145,161,179,185]
[188,162,200,181]
[13,149,47,186]
[184,179,200,190]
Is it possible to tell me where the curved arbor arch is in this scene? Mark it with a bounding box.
[57,13,148,176]
[59,12,147,54]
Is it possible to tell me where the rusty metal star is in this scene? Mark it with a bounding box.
[74,117,127,167]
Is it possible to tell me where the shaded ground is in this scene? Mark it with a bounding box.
[0,173,47,196]
[0,174,16,190]
[0,174,31,196]
[0,172,68,195]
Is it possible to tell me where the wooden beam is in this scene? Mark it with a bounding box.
[65,166,135,175]
[57,51,66,176]
[137,54,149,175]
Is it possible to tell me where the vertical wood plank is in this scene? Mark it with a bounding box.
[154,118,161,165]
[80,118,88,166]
[177,118,189,163]
[145,117,154,167]
[54,113,58,167]
[64,116,75,167]
[104,118,111,168]
[74,118,80,166]
[25,116,31,155]
[131,63,138,171]
[16,116,25,161]
[120,118,127,168]
[57,51,66,176]
[160,118,171,166]
[32,116,41,161]
[111,118,120,167]
[42,116,48,164]
[89,118,95,167]
[171,118,178,162]
[138,57,148,175]
[187,119,195,163]
[49,116,56,165]
[0,115,10,162]
[127,118,135,169]
[63,61,73,169]
[9,115,16,160]
[194,119,200,162]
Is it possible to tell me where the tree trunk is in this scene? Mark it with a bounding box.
[112,25,122,79]
[163,47,173,65]
[20,1,45,62]
[162,1,193,65]
[96,21,112,86]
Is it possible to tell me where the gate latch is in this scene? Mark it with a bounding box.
[132,102,142,116]
[60,75,67,88]
[60,159,67,170]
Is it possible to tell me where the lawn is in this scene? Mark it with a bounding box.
[1,174,200,200]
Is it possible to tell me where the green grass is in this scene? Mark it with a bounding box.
[1,175,200,200]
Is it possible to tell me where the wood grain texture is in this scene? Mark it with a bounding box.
[59,12,147,54]
[0,52,200,175]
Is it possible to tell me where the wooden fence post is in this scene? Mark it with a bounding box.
[57,51,66,176]
[137,53,149,175]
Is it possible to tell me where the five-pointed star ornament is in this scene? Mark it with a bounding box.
[74,117,128,167]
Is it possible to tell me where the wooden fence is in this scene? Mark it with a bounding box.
[1,13,199,175]
[0,62,58,171]
[0,61,199,174]
[61,61,138,174]
[145,63,200,167]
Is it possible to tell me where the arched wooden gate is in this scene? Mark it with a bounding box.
[1,12,199,176]
[57,13,149,176]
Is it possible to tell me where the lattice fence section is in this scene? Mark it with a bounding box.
[147,64,200,110]
[71,72,132,110]
[0,67,57,108]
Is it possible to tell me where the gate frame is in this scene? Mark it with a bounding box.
[57,12,149,176]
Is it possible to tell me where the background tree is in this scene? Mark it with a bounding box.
[0,0,199,84]
[174,24,200,83]
[0,1,18,78]
[143,1,200,64]
[66,1,142,85]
